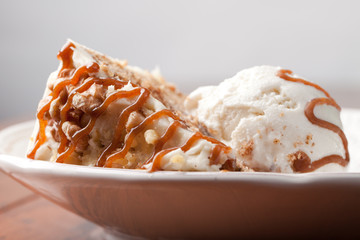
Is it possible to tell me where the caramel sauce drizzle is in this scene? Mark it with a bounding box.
[103,109,182,167]
[277,69,341,110]
[277,69,349,172]
[58,77,129,155]
[57,88,142,163]
[28,42,234,171]
[143,121,183,167]
[150,148,178,172]
[27,43,99,159]
[150,133,204,172]
[96,88,150,167]
[150,132,232,171]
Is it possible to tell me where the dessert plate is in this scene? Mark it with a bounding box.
[1,109,360,239]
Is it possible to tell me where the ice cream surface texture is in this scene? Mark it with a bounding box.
[185,66,349,173]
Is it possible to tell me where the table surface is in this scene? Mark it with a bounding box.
[0,172,107,240]
[0,120,105,240]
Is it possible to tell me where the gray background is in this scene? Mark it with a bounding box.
[0,0,359,122]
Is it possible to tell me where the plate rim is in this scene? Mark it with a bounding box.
[1,108,360,185]
[1,154,360,185]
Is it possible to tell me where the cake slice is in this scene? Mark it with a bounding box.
[27,40,238,171]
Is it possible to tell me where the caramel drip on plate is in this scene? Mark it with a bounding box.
[28,42,234,171]
[277,69,349,172]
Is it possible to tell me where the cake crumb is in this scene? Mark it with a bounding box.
[305,134,313,145]
[144,129,159,145]
[293,141,303,148]
[238,140,254,157]
[170,154,185,164]
[126,111,145,132]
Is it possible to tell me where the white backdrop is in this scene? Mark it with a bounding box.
[0,0,359,121]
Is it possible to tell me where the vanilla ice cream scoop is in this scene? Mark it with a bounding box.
[185,66,349,173]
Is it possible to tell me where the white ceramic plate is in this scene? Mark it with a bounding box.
[1,109,360,239]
